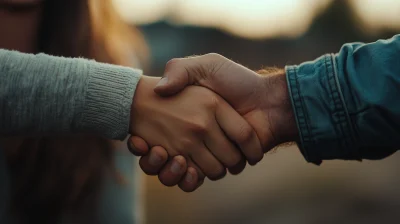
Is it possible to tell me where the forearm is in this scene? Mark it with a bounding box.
[0,49,141,140]
[286,34,400,164]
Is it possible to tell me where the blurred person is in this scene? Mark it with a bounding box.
[0,0,148,223]
[131,34,400,191]
[0,0,258,223]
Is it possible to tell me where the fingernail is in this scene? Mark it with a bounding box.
[156,77,168,87]
[171,160,182,174]
[149,153,162,166]
[185,172,193,183]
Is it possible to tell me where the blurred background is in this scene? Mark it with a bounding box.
[112,0,400,224]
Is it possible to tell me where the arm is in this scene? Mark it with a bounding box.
[286,34,400,164]
[0,49,256,192]
[131,34,400,187]
[0,49,141,140]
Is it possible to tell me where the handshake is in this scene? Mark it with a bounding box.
[127,53,299,192]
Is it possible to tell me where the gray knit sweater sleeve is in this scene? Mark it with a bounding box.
[0,49,142,140]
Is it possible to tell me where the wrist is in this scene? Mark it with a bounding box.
[259,69,299,144]
[273,70,299,143]
[129,76,160,134]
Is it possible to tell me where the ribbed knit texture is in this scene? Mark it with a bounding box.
[0,49,142,140]
[83,61,141,139]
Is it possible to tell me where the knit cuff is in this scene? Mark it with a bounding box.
[80,61,142,140]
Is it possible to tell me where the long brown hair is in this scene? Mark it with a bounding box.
[5,0,148,223]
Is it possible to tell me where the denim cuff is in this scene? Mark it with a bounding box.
[285,54,359,164]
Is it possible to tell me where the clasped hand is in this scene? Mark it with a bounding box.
[128,54,297,192]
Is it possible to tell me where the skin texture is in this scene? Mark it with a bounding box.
[130,76,261,192]
[130,54,298,192]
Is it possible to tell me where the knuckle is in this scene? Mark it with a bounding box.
[166,58,180,66]
[226,153,243,168]
[127,139,144,156]
[208,94,221,109]
[179,138,195,151]
[128,146,142,156]
[205,53,224,60]
[139,159,157,176]
[236,125,254,145]
[158,173,177,187]
[179,184,193,193]
[151,146,168,159]
[179,183,199,193]
[228,161,246,175]
[189,120,209,135]
[248,152,264,166]
[202,53,227,78]
[207,165,226,181]
[200,94,220,111]
[196,169,206,181]
[165,58,181,71]
[156,149,169,161]
[172,156,187,171]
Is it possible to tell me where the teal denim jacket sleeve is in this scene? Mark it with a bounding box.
[286,34,400,165]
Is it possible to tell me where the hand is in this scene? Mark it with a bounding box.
[129,76,261,192]
[156,54,298,149]
[130,54,298,189]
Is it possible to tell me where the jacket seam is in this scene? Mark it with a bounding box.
[325,56,348,151]
[330,54,360,160]
[286,66,316,163]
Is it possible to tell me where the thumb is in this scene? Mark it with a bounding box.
[155,56,215,96]
[154,60,192,96]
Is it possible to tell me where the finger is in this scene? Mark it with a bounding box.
[139,146,169,175]
[127,136,150,156]
[154,58,191,96]
[155,54,229,97]
[158,155,187,187]
[190,146,226,181]
[204,122,243,169]
[188,160,206,181]
[178,167,199,192]
[216,100,264,165]
[228,154,247,175]
[179,161,205,192]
